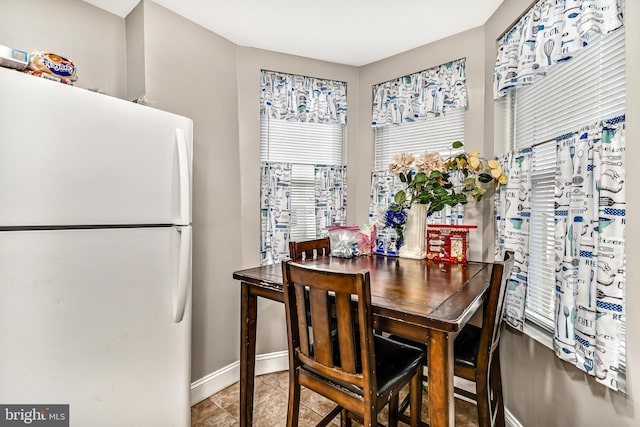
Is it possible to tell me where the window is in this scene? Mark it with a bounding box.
[260,117,345,242]
[501,26,625,331]
[259,70,347,265]
[371,108,466,227]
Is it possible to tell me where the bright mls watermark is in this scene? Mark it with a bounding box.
[0,405,68,426]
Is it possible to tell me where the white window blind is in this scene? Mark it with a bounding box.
[260,117,345,241]
[525,141,557,330]
[260,117,345,164]
[514,28,625,150]
[373,108,465,170]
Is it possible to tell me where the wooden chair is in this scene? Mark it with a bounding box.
[452,250,515,427]
[282,260,424,427]
[392,251,515,427]
[289,237,331,261]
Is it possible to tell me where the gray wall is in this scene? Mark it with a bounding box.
[4,2,638,423]
[0,0,126,98]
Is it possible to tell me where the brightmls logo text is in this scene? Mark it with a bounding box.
[0,405,68,426]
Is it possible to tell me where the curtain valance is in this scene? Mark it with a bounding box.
[493,0,624,99]
[260,70,347,125]
[371,58,467,128]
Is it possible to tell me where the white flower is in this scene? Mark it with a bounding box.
[414,152,445,175]
[389,152,415,174]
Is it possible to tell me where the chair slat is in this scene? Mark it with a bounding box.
[335,292,357,374]
[309,287,333,366]
[294,284,311,356]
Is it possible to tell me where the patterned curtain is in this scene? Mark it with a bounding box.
[260,70,347,125]
[554,116,626,391]
[494,0,624,99]
[315,165,347,235]
[494,150,532,330]
[260,162,292,265]
[371,58,467,128]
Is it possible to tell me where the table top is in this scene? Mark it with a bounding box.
[233,255,492,333]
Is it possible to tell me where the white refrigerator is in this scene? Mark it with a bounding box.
[0,67,193,426]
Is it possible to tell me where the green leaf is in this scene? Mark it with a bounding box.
[399,173,407,183]
[478,173,494,183]
[430,200,445,212]
[464,177,476,190]
[430,170,443,178]
[418,193,431,204]
[412,172,427,184]
[389,204,400,211]
[456,193,468,203]
[434,187,449,196]
[452,141,464,149]
[394,190,407,205]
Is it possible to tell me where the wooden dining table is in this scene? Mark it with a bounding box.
[232,254,493,427]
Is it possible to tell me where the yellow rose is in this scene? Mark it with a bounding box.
[468,156,481,170]
[491,165,503,179]
[487,159,500,170]
[498,174,508,184]
[469,151,480,157]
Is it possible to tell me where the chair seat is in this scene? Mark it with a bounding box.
[388,325,480,370]
[453,324,480,369]
[308,334,423,398]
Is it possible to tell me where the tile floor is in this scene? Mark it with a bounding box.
[191,370,480,426]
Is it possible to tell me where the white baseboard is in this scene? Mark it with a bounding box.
[505,407,523,427]
[190,350,289,405]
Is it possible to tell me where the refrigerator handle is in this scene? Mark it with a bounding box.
[174,225,192,323]
[176,128,191,226]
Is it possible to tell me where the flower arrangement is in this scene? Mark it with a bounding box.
[388,141,507,214]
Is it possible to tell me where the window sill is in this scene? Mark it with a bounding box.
[521,320,554,350]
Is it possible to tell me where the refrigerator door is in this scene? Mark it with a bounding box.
[0,67,192,227]
[0,227,191,427]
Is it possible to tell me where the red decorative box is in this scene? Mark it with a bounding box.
[426,224,477,263]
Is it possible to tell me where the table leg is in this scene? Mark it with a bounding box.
[240,282,258,427]
[428,330,455,427]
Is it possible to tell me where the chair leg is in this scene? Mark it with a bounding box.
[340,408,352,427]
[410,367,423,427]
[363,402,376,427]
[475,366,491,427]
[388,393,399,427]
[490,352,506,427]
[286,370,301,427]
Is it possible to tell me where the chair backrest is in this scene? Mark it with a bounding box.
[282,260,376,393]
[289,238,331,261]
[479,251,515,357]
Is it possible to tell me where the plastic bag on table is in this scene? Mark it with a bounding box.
[326,225,376,258]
